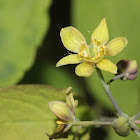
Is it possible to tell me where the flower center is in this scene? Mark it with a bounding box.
[78,44,106,63]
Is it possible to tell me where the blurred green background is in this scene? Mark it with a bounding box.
[0,0,140,139]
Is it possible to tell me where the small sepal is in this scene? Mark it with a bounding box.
[46,123,69,140]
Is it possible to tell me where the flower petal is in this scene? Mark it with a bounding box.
[56,54,82,67]
[60,26,87,53]
[96,59,117,74]
[106,37,128,56]
[75,62,94,77]
[91,18,109,45]
[49,101,74,122]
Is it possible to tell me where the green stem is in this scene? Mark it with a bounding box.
[131,112,140,122]
[107,73,126,85]
[134,130,140,138]
[95,67,123,116]
[73,121,112,126]
[131,123,140,137]
[132,126,140,133]
[63,120,112,133]
[72,126,81,140]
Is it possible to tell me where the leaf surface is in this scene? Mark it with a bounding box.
[0,85,93,140]
[0,0,51,87]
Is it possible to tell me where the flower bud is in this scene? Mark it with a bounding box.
[48,101,75,122]
[117,60,138,80]
[112,117,130,137]
[47,87,78,140]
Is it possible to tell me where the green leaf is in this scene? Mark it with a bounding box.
[0,85,93,140]
[0,0,51,87]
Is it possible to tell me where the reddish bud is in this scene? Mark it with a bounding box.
[117,60,138,80]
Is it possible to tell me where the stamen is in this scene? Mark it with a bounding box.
[95,55,98,59]
[102,46,106,49]
[56,120,64,125]
[98,53,101,58]
[96,40,101,46]
[84,53,88,57]
[93,39,101,45]
[78,43,107,63]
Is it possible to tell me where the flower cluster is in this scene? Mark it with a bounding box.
[47,87,78,140]
[56,18,128,77]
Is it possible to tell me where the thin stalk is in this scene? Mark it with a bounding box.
[107,73,126,85]
[131,123,140,137]
[134,130,140,138]
[131,112,140,122]
[72,126,81,140]
[132,126,140,133]
[95,67,123,116]
[63,120,112,133]
[73,121,112,126]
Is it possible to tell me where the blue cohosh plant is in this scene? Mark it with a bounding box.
[47,18,140,139]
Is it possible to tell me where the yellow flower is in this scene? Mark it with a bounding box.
[56,18,128,77]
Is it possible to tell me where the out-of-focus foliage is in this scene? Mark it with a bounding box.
[0,85,93,140]
[0,0,51,87]
[72,0,140,139]
[40,62,85,95]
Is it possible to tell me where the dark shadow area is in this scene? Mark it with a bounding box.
[19,0,96,108]
[20,0,71,84]
[90,127,108,140]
